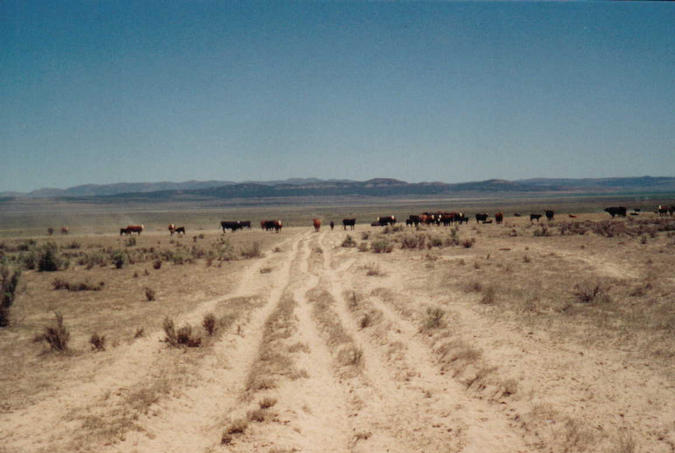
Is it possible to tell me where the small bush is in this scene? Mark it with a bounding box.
[247,409,266,422]
[371,239,393,253]
[222,418,248,444]
[361,231,370,240]
[359,313,371,329]
[89,333,106,351]
[134,327,145,338]
[38,243,60,272]
[339,345,363,367]
[202,313,216,336]
[259,397,277,409]
[573,283,610,304]
[480,286,496,305]
[401,234,425,250]
[259,267,272,274]
[65,240,81,250]
[39,312,70,352]
[240,241,262,258]
[125,237,137,247]
[52,278,104,291]
[163,317,201,347]
[152,259,162,270]
[424,307,445,330]
[111,250,127,269]
[462,238,476,248]
[342,235,357,248]
[144,287,156,301]
[1,265,21,327]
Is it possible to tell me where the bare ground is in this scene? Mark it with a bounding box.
[1,214,673,452]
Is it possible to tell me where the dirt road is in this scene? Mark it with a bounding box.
[2,226,672,453]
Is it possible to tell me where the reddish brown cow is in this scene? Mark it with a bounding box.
[313,218,321,232]
[60,226,69,235]
[125,225,144,235]
[495,212,504,224]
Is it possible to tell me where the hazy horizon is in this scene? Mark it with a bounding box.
[2,1,674,192]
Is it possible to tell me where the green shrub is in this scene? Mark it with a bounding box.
[111,250,127,269]
[1,265,21,327]
[240,241,262,258]
[371,239,393,253]
[89,333,106,351]
[342,235,357,248]
[38,243,60,272]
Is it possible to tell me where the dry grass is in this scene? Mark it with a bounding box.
[36,312,71,352]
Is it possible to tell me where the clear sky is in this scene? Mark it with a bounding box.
[1,1,673,192]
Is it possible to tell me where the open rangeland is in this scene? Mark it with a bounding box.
[0,212,673,452]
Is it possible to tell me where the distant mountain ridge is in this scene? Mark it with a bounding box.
[2,176,675,201]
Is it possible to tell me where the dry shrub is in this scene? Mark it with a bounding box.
[371,238,393,253]
[357,242,369,252]
[338,344,363,367]
[462,238,475,248]
[359,313,371,329]
[144,287,156,301]
[152,259,162,270]
[465,281,483,293]
[221,418,248,444]
[134,327,145,338]
[202,313,216,336]
[163,317,201,348]
[240,241,262,258]
[0,265,20,327]
[260,267,272,274]
[424,307,445,330]
[38,312,70,352]
[259,397,277,409]
[501,378,518,397]
[400,233,425,250]
[342,235,357,248]
[89,332,106,351]
[52,278,104,291]
[361,231,370,240]
[273,246,282,253]
[479,286,496,305]
[247,409,266,422]
[573,282,610,304]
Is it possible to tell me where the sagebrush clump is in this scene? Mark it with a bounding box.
[0,265,21,327]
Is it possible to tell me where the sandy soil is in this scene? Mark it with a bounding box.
[1,217,673,452]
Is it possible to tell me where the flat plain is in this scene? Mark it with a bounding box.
[0,197,673,453]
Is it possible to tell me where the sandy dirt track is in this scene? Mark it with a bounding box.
[1,225,673,453]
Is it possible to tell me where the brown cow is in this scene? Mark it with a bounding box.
[495,212,504,224]
[168,224,176,235]
[313,218,321,232]
[125,225,144,235]
[60,226,69,235]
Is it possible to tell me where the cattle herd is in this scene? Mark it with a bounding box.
[45,205,675,237]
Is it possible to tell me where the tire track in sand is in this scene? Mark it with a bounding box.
[317,231,530,453]
[102,232,311,453]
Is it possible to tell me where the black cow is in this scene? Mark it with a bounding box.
[545,210,554,221]
[604,207,627,218]
[513,213,521,217]
[342,218,356,230]
[329,221,335,231]
[375,216,396,226]
[457,214,469,224]
[530,214,542,222]
[240,221,252,229]
[221,221,243,232]
[407,215,421,227]
[475,213,488,224]
[174,226,186,235]
[495,212,504,224]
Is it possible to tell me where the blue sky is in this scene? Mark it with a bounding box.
[1,1,673,192]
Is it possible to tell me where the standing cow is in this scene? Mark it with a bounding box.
[604,207,627,218]
[545,210,555,221]
[313,218,321,232]
[343,218,356,230]
[329,221,335,231]
[495,212,504,224]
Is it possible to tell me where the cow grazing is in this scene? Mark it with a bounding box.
[657,205,669,217]
[545,210,554,221]
[375,216,396,226]
[604,207,627,218]
[568,214,577,218]
[120,228,128,236]
[47,227,54,236]
[313,218,321,232]
[343,218,356,230]
[475,213,488,224]
[124,225,144,235]
[221,221,243,232]
[61,226,69,235]
[530,214,542,222]
[261,220,282,232]
[495,212,504,224]
[407,215,421,227]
